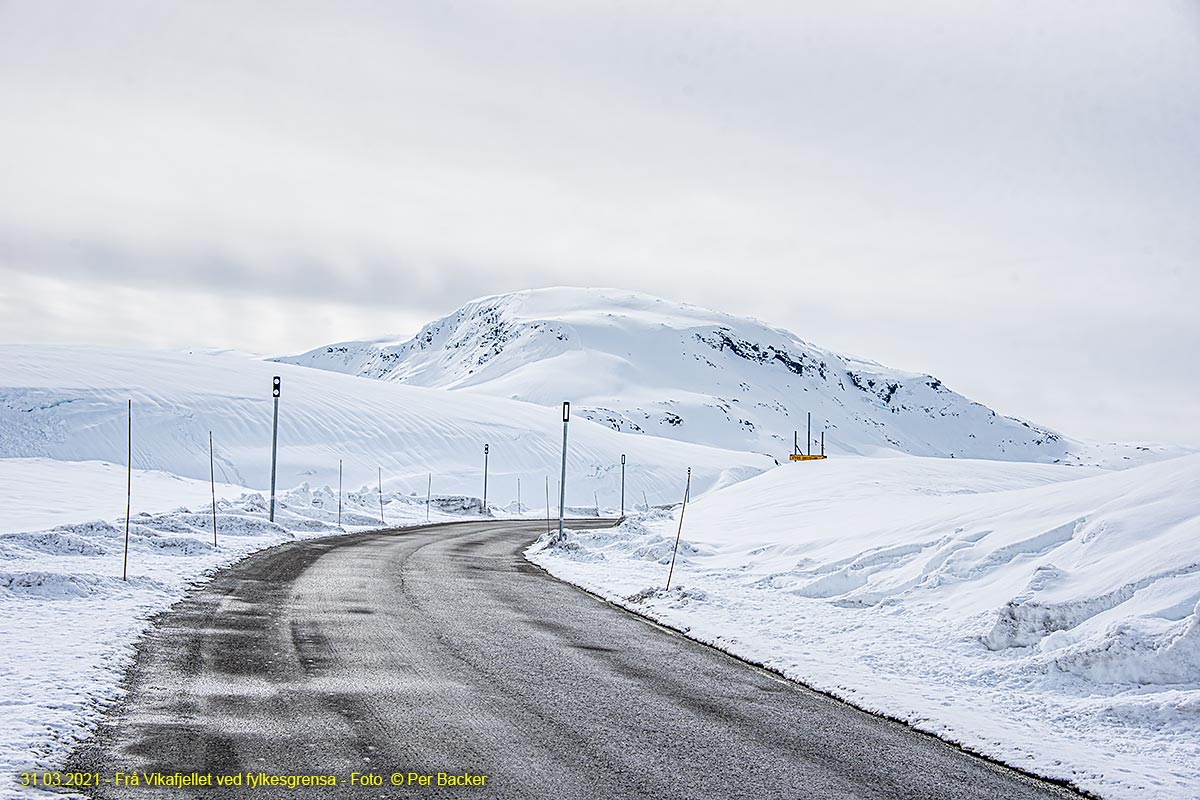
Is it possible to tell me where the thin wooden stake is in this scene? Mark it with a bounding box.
[123,400,131,581]
[545,476,551,535]
[209,431,217,547]
[426,472,432,522]
[665,468,692,591]
[338,459,343,527]
[378,466,385,526]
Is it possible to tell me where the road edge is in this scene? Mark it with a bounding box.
[521,537,1102,800]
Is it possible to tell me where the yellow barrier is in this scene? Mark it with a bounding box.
[789,454,827,461]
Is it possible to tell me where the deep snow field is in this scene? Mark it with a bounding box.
[528,453,1200,800]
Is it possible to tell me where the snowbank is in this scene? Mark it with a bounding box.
[528,454,1200,800]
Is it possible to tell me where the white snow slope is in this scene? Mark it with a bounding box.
[277,288,1176,467]
[529,454,1200,800]
[0,344,771,511]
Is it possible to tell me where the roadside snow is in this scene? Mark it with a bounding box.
[0,458,250,535]
[0,461,473,800]
[527,454,1200,800]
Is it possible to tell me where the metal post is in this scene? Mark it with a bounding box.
[558,403,569,536]
[123,400,131,581]
[209,431,217,547]
[269,376,281,522]
[378,466,385,526]
[338,459,343,527]
[482,443,489,514]
[620,454,626,518]
[807,411,812,456]
[594,491,599,516]
[794,430,798,456]
[545,476,551,534]
[517,476,521,514]
[821,431,825,457]
[426,473,432,522]
[665,468,691,590]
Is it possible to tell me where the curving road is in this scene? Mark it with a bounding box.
[68,519,1083,799]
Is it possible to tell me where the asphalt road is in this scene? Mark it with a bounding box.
[67,519,1084,800]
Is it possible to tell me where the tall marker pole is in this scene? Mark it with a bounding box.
[821,431,825,457]
[665,468,691,591]
[545,476,551,534]
[209,431,217,547]
[378,466,385,526]
[517,477,522,514]
[426,473,432,522]
[620,454,626,518]
[269,376,281,522]
[807,411,812,457]
[558,402,570,537]
[482,443,489,514]
[123,400,131,581]
[337,459,343,527]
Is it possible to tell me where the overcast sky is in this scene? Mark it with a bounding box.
[2,1,1197,446]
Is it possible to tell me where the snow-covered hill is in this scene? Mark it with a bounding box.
[0,345,771,515]
[278,288,1170,466]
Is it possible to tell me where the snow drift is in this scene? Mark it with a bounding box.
[528,453,1200,800]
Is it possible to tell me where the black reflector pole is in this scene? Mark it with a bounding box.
[269,376,281,522]
[558,402,570,536]
[209,431,217,547]
[620,454,626,519]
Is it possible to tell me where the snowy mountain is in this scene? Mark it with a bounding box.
[278,288,1166,466]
